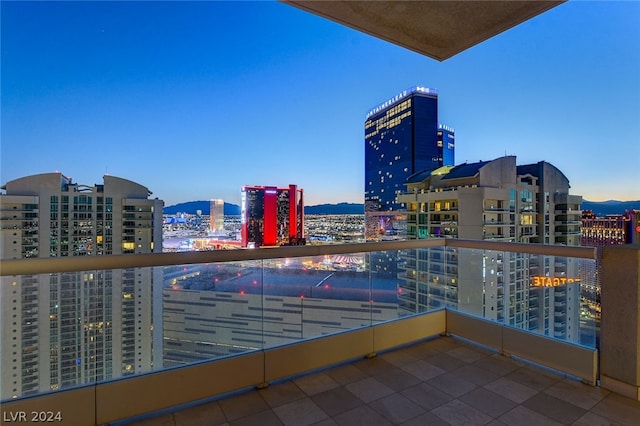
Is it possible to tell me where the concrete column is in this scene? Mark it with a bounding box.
[601,245,640,400]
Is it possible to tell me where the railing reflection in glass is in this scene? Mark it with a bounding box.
[397,247,597,347]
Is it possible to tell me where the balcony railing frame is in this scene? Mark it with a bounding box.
[0,238,600,425]
[1,238,596,277]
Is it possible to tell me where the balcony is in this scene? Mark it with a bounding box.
[3,238,639,425]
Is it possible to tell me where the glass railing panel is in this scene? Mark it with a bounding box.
[438,247,597,348]
[0,261,269,402]
[367,250,404,324]
[163,260,264,366]
[395,246,453,316]
[519,253,596,348]
[262,253,376,343]
[1,266,163,400]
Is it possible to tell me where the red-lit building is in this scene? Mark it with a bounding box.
[241,184,305,247]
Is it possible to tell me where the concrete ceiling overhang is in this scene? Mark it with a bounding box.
[282,1,565,61]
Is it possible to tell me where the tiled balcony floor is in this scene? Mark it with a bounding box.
[123,336,640,426]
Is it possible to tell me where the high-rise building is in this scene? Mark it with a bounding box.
[0,173,163,399]
[209,199,225,235]
[364,86,454,240]
[241,184,304,247]
[397,156,586,343]
[364,86,454,277]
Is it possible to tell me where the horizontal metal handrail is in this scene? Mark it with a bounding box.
[446,239,596,259]
[0,238,596,276]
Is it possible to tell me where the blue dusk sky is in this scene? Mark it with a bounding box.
[2,1,639,207]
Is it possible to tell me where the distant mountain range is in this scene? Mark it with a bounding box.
[163,201,365,216]
[581,200,640,216]
[164,201,241,215]
[164,200,640,216]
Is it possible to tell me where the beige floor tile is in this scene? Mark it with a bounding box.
[572,411,624,426]
[522,392,586,424]
[374,365,421,391]
[504,365,561,392]
[426,352,468,371]
[459,387,518,418]
[309,419,338,426]
[293,372,340,396]
[447,345,489,363]
[473,354,522,376]
[332,405,393,426]
[428,371,477,397]
[497,405,562,426]
[400,382,454,411]
[345,377,394,403]
[452,363,501,386]
[544,378,610,410]
[368,393,426,424]
[485,420,508,426]
[431,399,494,425]
[399,358,445,381]
[310,386,363,417]
[591,393,640,426]
[483,377,538,404]
[273,398,328,426]
[399,411,450,426]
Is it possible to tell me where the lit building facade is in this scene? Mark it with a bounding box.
[0,173,163,399]
[581,211,632,247]
[364,87,454,240]
[580,210,638,313]
[209,199,225,235]
[397,156,585,343]
[241,184,304,247]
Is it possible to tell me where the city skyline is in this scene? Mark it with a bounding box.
[2,1,639,207]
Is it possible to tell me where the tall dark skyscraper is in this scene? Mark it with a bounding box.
[364,86,454,241]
